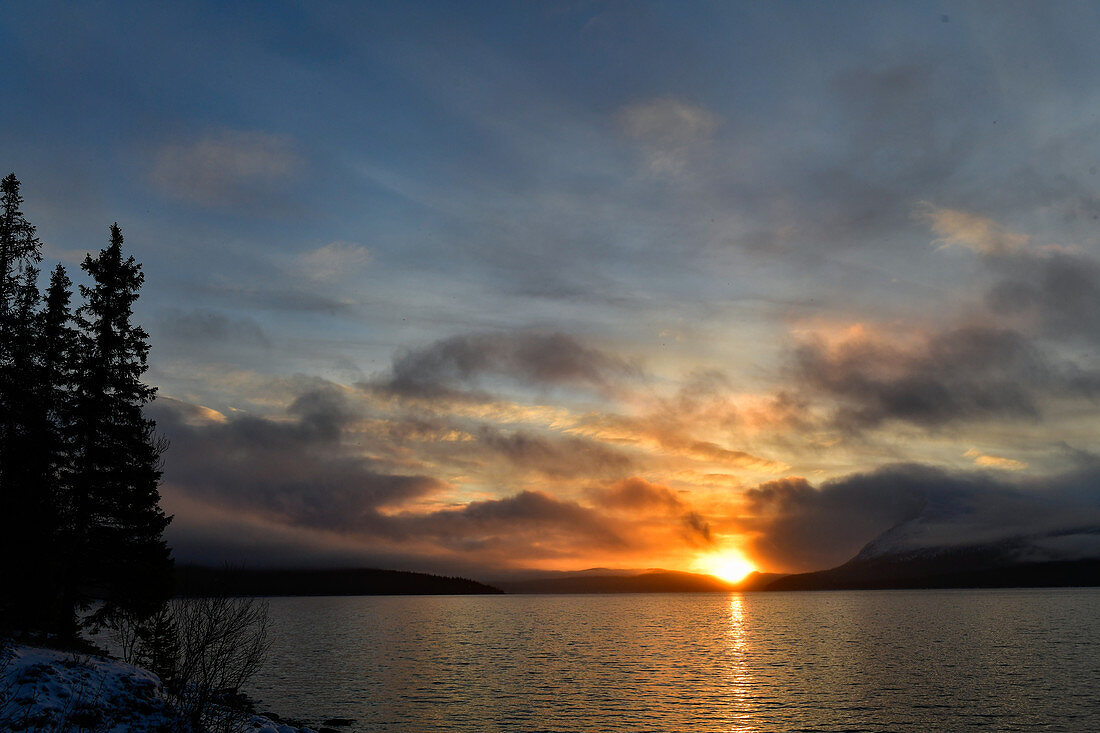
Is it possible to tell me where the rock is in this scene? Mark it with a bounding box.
[322,719,356,727]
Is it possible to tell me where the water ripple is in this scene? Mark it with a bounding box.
[248,588,1100,732]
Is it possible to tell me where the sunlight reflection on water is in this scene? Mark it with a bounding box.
[248,588,1100,732]
[724,594,757,733]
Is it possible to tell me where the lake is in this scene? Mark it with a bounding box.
[248,588,1099,732]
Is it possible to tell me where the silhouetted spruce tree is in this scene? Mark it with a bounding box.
[0,173,55,630]
[68,223,172,631]
[36,265,79,631]
[38,265,77,482]
[0,173,42,495]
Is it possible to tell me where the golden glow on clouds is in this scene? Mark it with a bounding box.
[266,375,817,573]
[919,204,1029,256]
[964,449,1027,471]
[189,405,227,424]
[157,200,1071,576]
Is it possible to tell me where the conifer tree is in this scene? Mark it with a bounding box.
[68,223,172,630]
[0,177,173,636]
[0,173,50,629]
[0,173,42,493]
[39,265,77,486]
[0,174,40,332]
[36,265,78,630]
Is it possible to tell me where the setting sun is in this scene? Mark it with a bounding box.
[696,550,757,584]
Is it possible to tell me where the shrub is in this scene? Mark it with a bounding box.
[162,596,271,733]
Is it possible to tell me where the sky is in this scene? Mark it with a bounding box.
[3,1,1100,580]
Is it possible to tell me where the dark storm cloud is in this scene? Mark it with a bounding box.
[742,464,1100,573]
[375,331,639,399]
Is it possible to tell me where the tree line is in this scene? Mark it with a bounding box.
[0,172,172,639]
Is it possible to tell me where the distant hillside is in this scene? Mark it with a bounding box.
[767,553,1100,591]
[497,570,740,593]
[767,527,1100,591]
[175,566,504,596]
[770,554,1100,589]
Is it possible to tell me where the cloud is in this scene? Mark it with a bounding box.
[154,396,227,425]
[740,464,1100,573]
[914,207,1100,344]
[298,241,372,282]
[192,280,353,315]
[151,130,300,206]
[681,511,712,545]
[567,371,791,473]
[164,492,497,576]
[287,383,359,441]
[159,377,1100,576]
[987,249,1100,343]
[151,387,446,534]
[725,59,983,259]
[589,477,719,546]
[618,98,717,175]
[619,98,718,145]
[775,208,1100,438]
[374,331,640,399]
[918,204,1030,255]
[151,388,712,570]
[679,440,789,472]
[405,490,628,553]
[794,325,1057,429]
[592,476,684,513]
[155,309,269,347]
[964,448,1027,471]
[475,426,635,479]
[740,473,924,572]
[569,412,788,472]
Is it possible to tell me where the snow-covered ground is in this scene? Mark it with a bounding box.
[0,644,314,733]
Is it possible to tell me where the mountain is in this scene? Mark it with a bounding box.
[768,517,1100,591]
[175,566,504,596]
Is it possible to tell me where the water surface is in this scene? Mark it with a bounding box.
[249,588,1100,732]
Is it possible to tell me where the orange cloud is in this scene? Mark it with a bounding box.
[917,204,1029,256]
[964,448,1028,471]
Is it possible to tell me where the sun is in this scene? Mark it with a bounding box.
[696,550,757,584]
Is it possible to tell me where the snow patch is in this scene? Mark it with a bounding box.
[0,644,314,733]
